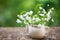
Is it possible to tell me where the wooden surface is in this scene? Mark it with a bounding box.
[0,27,60,40]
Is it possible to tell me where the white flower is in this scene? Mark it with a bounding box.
[19,15,24,20]
[39,7,43,10]
[43,9,46,14]
[35,18,41,22]
[23,12,29,17]
[17,15,24,20]
[51,7,54,10]
[25,11,33,15]
[47,4,49,7]
[24,20,27,24]
[29,11,33,14]
[32,17,40,22]
[39,14,44,16]
[52,19,54,22]
[25,15,31,20]
[16,19,22,23]
[36,18,41,21]
[44,18,47,20]
[47,17,51,21]
[46,16,51,22]
[48,9,52,14]
[46,10,52,21]
[17,15,20,17]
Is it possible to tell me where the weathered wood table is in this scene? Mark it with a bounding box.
[0,27,60,40]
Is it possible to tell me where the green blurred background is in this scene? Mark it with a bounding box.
[0,0,60,27]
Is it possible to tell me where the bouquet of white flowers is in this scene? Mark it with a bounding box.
[16,4,54,26]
